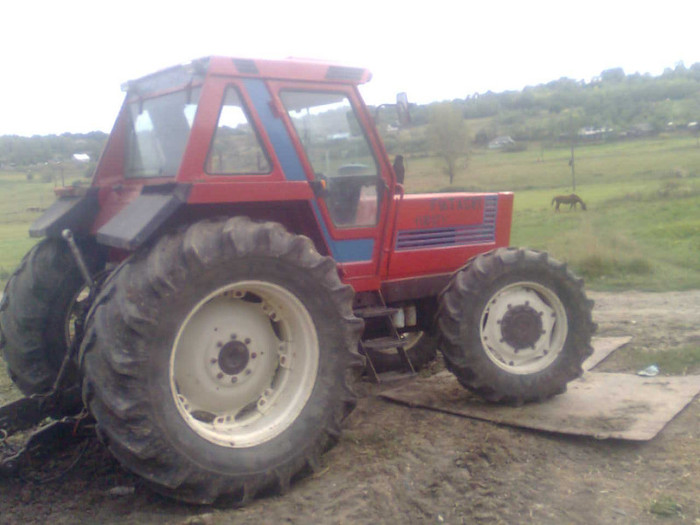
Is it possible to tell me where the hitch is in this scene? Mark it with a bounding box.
[1,410,93,479]
[0,387,93,478]
[0,229,98,479]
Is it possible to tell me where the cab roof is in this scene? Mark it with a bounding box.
[122,56,372,97]
[208,56,372,84]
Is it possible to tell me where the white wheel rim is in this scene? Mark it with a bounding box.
[479,281,568,375]
[170,280,319,448]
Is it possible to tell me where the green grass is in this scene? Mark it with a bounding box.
[649,495,684,518]
[0,169,84,288]
[602,345,700,376]
[404,134,700,193]
[509,177,700,290]
[403,133,700,291]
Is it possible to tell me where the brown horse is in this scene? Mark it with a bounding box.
[551,194,587,211]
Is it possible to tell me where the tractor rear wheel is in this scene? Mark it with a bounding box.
[0,237,103,396]
[80,217,363,504]
[437,248,595,404]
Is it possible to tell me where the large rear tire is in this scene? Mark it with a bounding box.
[80,218,363,504]
[437,248,595,404]
[0,238,103,395]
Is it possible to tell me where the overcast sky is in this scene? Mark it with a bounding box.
[1,0,697,136]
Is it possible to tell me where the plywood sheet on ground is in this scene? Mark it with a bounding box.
[381,338,700,441]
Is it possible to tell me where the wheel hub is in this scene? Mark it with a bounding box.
[218,340,249,375]
[500,304,543,350]
[479,281,569,375]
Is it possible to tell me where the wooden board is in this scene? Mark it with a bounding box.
[380,338,699,441]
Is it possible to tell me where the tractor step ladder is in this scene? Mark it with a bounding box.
[354,303,416,383]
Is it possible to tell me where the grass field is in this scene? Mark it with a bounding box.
[0,172,62,283]
[1,135,698,291]
[402,134,700,291]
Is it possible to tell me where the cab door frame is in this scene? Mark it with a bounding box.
[266,79,395,290]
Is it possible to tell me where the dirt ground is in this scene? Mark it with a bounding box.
[1,290,698,524]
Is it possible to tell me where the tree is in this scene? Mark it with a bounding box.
[428,103,469,184]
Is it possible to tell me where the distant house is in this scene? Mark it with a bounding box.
[72,153,90,163]
[488,136,515,149]
[577,126,612,140]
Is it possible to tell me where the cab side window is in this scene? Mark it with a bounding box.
[206,87,271,175]
[280,90,380,227]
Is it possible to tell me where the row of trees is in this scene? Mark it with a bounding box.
[461,63,700,142]
[376,64,700,184]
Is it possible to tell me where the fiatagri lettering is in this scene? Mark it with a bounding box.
[429,197,483,212]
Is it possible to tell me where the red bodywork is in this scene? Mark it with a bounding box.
[87,57,513,296]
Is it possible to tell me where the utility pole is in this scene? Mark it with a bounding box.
[569,114,576,192]
[569,141,576,192]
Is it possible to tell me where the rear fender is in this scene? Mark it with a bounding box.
[29,187,100,239]
[95,183,191,250]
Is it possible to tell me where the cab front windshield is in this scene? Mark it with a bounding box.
[125,87,201,179]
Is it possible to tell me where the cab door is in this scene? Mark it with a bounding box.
[269,82,393,290]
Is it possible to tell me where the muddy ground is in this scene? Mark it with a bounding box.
[1,291,698,524]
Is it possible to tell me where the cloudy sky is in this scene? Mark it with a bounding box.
[1,0,697,136]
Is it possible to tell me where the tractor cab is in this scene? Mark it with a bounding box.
[34,56,513,296]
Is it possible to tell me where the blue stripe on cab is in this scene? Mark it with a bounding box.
[310,201,374,262]
[331,238,375,262]
[243,79,307,181]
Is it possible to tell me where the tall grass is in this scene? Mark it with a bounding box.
[509,177,699,290]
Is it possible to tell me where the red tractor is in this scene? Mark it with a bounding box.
[0,57,594,503]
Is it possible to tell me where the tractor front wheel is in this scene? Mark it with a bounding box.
[0,238,103,396]
[80,218,363,504]
[437,248,595,404]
